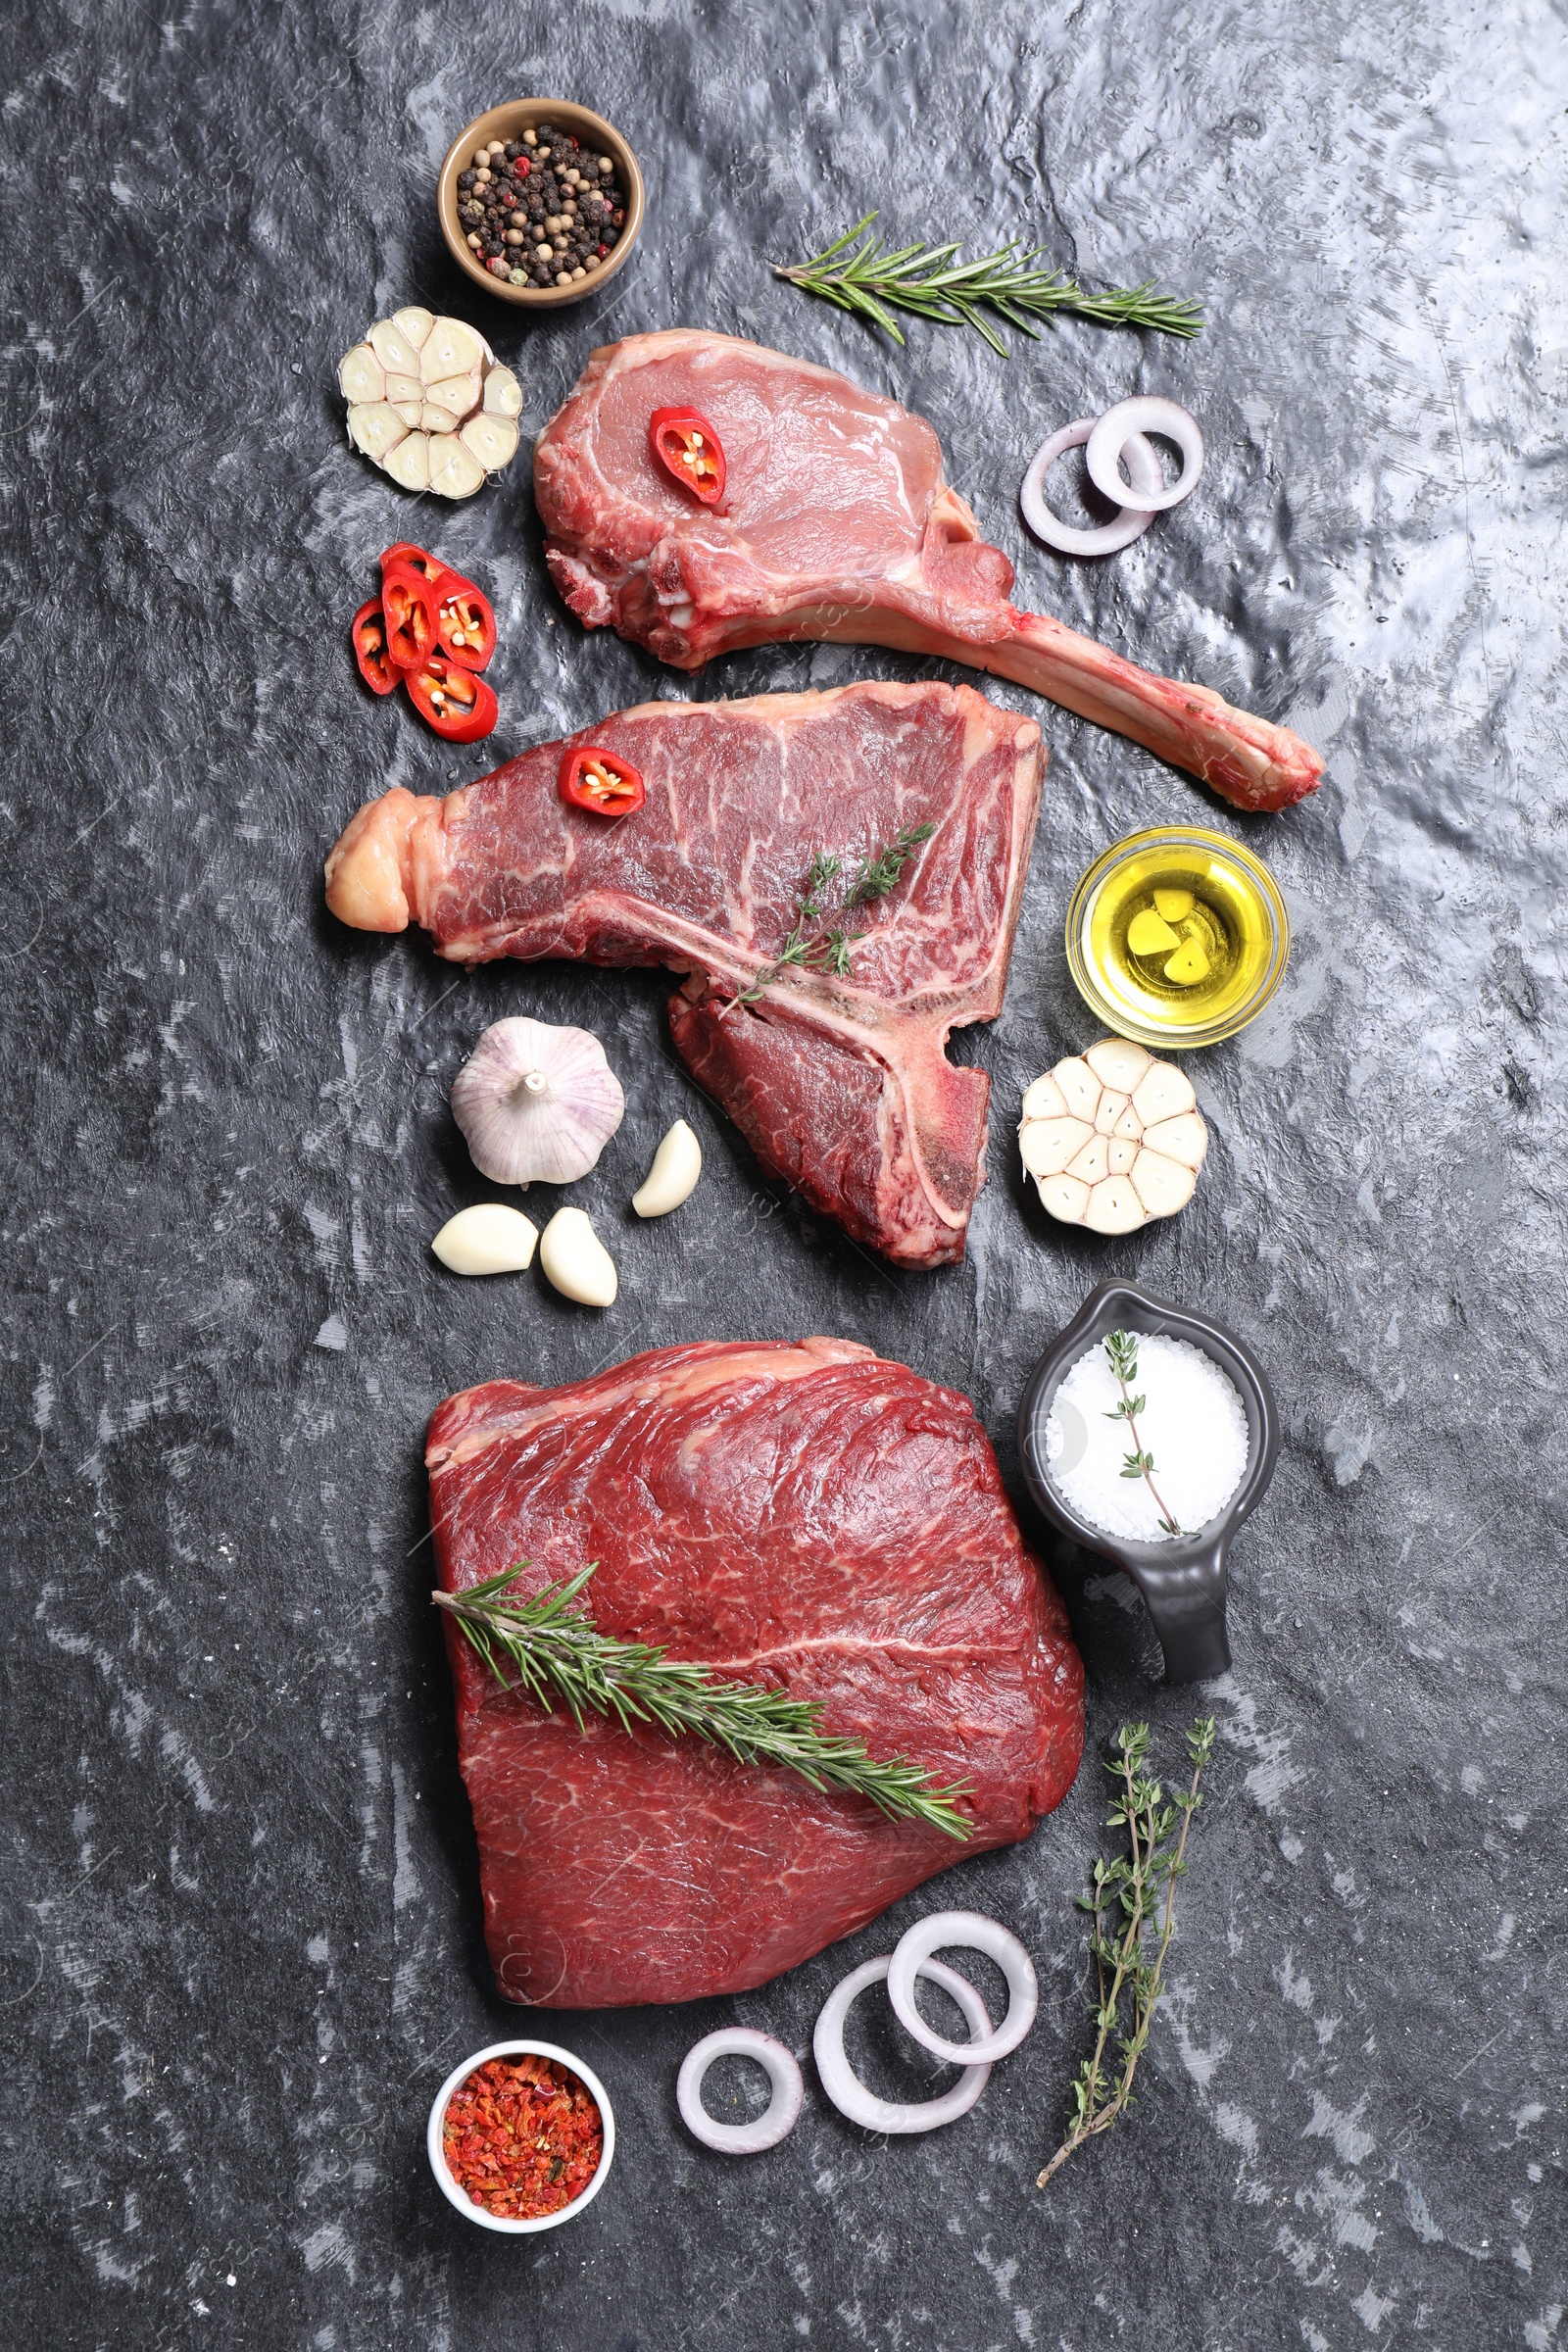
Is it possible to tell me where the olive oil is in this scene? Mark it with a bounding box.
[1066,827,1290,1049]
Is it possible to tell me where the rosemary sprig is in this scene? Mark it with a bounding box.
[1038,1715,1217,2185]
[776,216,1202,355]
[1103,1329,1181,1537]
[435,1563,973,1840]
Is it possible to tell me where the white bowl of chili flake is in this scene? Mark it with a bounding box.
[428,2040,615,2232]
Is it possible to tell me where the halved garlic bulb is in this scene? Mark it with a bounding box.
[340,311,522,500]
[1019,1037,1207,1235]
[451,1018,624,1189]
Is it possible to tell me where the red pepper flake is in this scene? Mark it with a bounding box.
[442,2055,605,2220]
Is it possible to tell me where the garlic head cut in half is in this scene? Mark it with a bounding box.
[1019,1036,1208,1235]
[451,1018,624,1188]
[338,311,522,499]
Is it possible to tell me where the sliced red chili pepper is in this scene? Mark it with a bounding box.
[648,406,726,507]
[560,745,646,817]
[405,651,498,743]
[351,597,398,696]
[381,560,439,671]
[379,542,450,588]
[434,575,497,671]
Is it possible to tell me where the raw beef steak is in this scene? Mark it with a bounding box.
[534,328,1323,814]
[428,1339,1085,2010]
[326,680,1042,1268]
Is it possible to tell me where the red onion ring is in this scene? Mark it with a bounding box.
[676,2028,804,2154]
[886,1910,1037,2066]
[1020,416,1164,557]
[812,1954,992,2132]
[1085,395,1204,514]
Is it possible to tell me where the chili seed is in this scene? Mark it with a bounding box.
[522,127,537,145]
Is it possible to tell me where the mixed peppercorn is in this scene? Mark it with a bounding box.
[442,2053,605,2219]
[457,122,626,290]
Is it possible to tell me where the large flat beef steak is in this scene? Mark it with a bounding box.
[428,1340,1084,2010]
[533,328,1322,814]
[326,680,1042,1268]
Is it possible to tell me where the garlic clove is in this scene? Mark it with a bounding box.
[540,1206,617,1306]
[1130,1149,1197,1217]
[393,305,436,351]
[1036,1172,1091,1224]
[1084,1037,1151,1094]
[428,434,486,500]
[420,316,487,384]
[1130,1063,1196,1125]
[1065,1134,1110,1185]
[1152,887,1196,921]
[482,365,523,418]
[383,370,422,407]
[425,370,481,417]
[461,412,520,473]
[1142,1111,1208,1170]
[1019,1114,1094,1179]
[1084,1176,1147,1235]
[1019,1071,1068,1123]
[383,432,431,491]
[1163,939,1210,986]
[1112,1102,1144,1142]
[338,343,385,404]
[431,1202,540,1276]
[420,401,455,434]
[347,403,409,462]
[1127,908,1182,958]
[368,318,422,377]
[1106,1134,1138,1176]
[451,1016,625,1188]
[632,1119,703,1218]
[1053,1056,1101,1121]
[1093,1088,1130,1137]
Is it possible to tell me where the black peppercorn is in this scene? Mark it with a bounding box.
[458,170,476,190]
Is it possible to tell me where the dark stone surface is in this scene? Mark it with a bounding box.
[3,2,1563,2345]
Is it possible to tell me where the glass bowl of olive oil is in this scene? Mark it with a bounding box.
[1065,826,1290,1050]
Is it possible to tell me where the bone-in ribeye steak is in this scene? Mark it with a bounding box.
[429,1339,1085,2009]
[534,329,1322,815]
[325,680,1042,1268]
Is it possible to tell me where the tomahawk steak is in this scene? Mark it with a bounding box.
[535,328,1322,815]
[325,680,1042,1268]
[429,1339,1085,2009]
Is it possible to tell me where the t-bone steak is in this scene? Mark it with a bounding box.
[533,328,1323,815]
[428,1338,1085,2009]
[325,679,1042,1268]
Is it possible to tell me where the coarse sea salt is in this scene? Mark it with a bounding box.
[1045,1332,1250,1544]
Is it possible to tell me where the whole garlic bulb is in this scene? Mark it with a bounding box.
[452,1018,624,1188]
[1019,1036,1208,1234]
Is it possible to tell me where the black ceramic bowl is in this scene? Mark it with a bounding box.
[1016,1281,1279,1683]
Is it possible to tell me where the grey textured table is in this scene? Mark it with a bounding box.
[4,3,1564,2346]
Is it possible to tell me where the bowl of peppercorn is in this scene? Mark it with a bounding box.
[437,98,645,308]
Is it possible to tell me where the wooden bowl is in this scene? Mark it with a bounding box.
[436,99,645,311]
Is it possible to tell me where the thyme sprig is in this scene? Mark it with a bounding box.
[777,217,1203,355]
[1104,1329,1181,1537]
[1039,1716,1217,2186]
[848,821,936,905]
[734,821,933,1004]
[435,1563,973,1839]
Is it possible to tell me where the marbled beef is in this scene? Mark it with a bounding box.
[428,1339,1084,2010]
